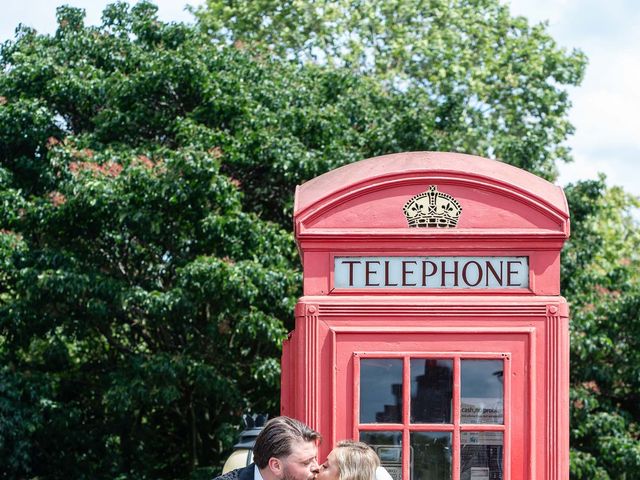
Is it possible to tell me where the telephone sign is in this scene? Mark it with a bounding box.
[334,256,529,289]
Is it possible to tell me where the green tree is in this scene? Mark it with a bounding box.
[562,179,640,478]
[0,3,307,478]
[196,0,586,182]
[196,2,640,477]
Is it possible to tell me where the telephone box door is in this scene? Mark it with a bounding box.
[335,328,534,480]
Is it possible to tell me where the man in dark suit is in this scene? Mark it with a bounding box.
[215,416,321,480]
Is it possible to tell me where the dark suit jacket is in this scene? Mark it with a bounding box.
[213,463,255,480]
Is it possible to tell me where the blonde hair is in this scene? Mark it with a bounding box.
[333,440,380,480]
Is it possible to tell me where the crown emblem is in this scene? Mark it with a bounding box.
[403,185,462,228]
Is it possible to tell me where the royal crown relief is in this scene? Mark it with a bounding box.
[333,186,531,289]
[403,185,462,228]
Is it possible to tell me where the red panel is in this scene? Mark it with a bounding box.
[304,182,561,231]
[295,152,568,225]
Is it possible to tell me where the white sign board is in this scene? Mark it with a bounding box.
[460,397,504,424]
[470,467,490,480]
[334,256,528,289]
[461,431,503,446]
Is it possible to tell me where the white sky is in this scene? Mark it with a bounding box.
[1,0,638,200]
[508,0,640,199]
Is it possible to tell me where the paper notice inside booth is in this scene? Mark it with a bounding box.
[460,398,504,424]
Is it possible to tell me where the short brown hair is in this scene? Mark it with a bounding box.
[253,416,321,468]
[333,440,380,480]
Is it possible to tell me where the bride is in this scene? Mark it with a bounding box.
[317,441,390,480]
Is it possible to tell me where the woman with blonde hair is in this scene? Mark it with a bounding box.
[317,441,380,480]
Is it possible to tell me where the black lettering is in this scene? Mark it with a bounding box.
[422,260,437,286]
[340,260,361,287]
[402,261,417,286]
[384,260,398,286]
[365,261,380,286]
[485,260,503,287]
[441,260,459,287]
[507,260,523,287]
[462,260,482,287]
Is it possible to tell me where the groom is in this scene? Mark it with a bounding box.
[214,416,321,480]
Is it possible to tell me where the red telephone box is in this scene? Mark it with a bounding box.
[281,152,570,480]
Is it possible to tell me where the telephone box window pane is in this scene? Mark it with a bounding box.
[360,359,403,423]
[411,359,453,423]
[360,431,403,480]
[460,432,503,480]
[411,432,452,480]
[460,360,504,424]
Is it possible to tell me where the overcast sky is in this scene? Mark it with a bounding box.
[508,0,640,200]
[2,0,638,201]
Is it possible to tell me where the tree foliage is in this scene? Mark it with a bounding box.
[0,4,304,478]
[2,1,636,479]
[196,0,586,181]
[562,179,640,478]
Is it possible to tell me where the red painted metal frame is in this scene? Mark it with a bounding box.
[283,152,570,480]
[351,351,512,480]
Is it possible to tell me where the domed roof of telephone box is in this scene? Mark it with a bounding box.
[294,152,569,236]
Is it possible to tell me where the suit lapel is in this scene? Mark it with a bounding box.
[239,464,255,480]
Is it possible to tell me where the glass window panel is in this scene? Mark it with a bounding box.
[460,432,503,480]
[360,359,403,423]
[411,359,453,423]
[460,360,504,424]
[360,431,403,480]
[411,432,452,480]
